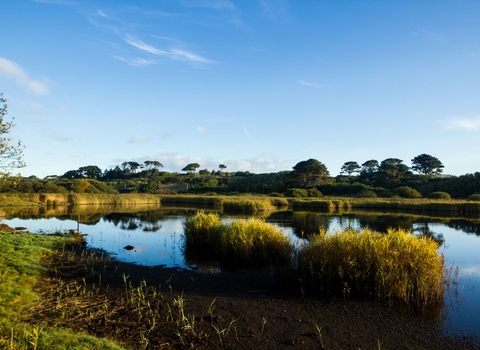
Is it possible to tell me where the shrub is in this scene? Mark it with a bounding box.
[307,188,323,197]
[285,188,308,197]
[394,186,422,199]
[468,193,480,201]
[428,191,451,200]
[356,190,377,198]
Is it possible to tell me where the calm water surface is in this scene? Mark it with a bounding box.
[2,207,480,336]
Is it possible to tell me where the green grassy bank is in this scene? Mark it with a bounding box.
[0,231,124,350]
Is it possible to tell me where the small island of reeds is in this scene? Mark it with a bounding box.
[184,212,444,305]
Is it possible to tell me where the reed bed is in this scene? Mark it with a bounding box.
[185,213,445,304]
[161,195,285,213]
[184,212,294,267]
[292,197,480,214]
[297,229,444,304]
[222,197,276,213]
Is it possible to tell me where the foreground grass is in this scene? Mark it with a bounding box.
[184,212,445,305]
[0,231,124,350]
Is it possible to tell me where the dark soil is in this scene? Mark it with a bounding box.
[33,245,480,350]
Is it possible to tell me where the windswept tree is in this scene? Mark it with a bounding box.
[292,159,329,188]
[182,163,200,174]
[361,160,379,174]
[340,161,361,176]
[411,154,444,176]
[144,160,163,170]
[376,158,410,187]
[219,164,227,172]
[0,93,25,176]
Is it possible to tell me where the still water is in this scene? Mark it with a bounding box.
[2,207,480,336]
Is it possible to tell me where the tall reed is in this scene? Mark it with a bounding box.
[297,228,444,304]
[184,212,293,267]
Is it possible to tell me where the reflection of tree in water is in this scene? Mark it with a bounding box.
[102,212,163,232]
[412,219,445,245]
[447,219,480,236]
[291,212,331,238]
[355,214,415,232]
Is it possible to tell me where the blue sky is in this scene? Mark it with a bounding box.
[1,0,479,178]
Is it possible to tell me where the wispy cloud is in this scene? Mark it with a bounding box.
[440,115,480,131]
[96,9,108,18]
[33,0,76,5]
[410,28,448,43]
[182,0,236,11]
[260,0,288,21]
[125,35,212,63]
[128,133,148,143]
[242,126,253,140]
[196,126,207,133]
[113,56,155,67]
[297,79,320,88]
[0,57,50,95]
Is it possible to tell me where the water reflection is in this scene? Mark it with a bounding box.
[1,205,480,336]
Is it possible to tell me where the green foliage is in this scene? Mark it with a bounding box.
[340,161,361,176]
[307,188,323,197]
[427,191,451,200]
[184,213,294,267]
[292,159,329,188]
[356,190,377,198]
[0,93,25,177]
[411,154,444,176]
[285,188,308,197]
[394,186,422,199]
[319,182,370,196]
[468,193,480,201]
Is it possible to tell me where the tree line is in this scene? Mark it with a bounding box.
[1,92,479,199]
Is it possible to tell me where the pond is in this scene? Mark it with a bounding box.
[1,205,480,337]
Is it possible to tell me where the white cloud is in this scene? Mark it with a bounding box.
[196,126,207,133]
[242,126,253,140]
[182,0,236,11]
[128,133,148,143]
[297,79,319,88]
[0,57,50,95]
[440,115,480,131]
[124,36,212,63]
[113,56,155,67]
[96,9,108,17]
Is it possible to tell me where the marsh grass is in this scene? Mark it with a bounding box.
[161,195,286,213]
[296,228,444,304]
[185,212,445,304]
[292,197,480,214]
[20,239,244,349]
[184,212,294,267]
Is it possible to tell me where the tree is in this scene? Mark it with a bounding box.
[340,161,361,176]
[411,154,444,176]
[219,164,227,172]
[292,159,329,188]
[361,160,379,174]
[376,158,410,187]
[182,163,200,174]
[144,160,163,170]
[0,93,25,176]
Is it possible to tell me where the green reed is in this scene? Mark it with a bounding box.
[184,212,294,267]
